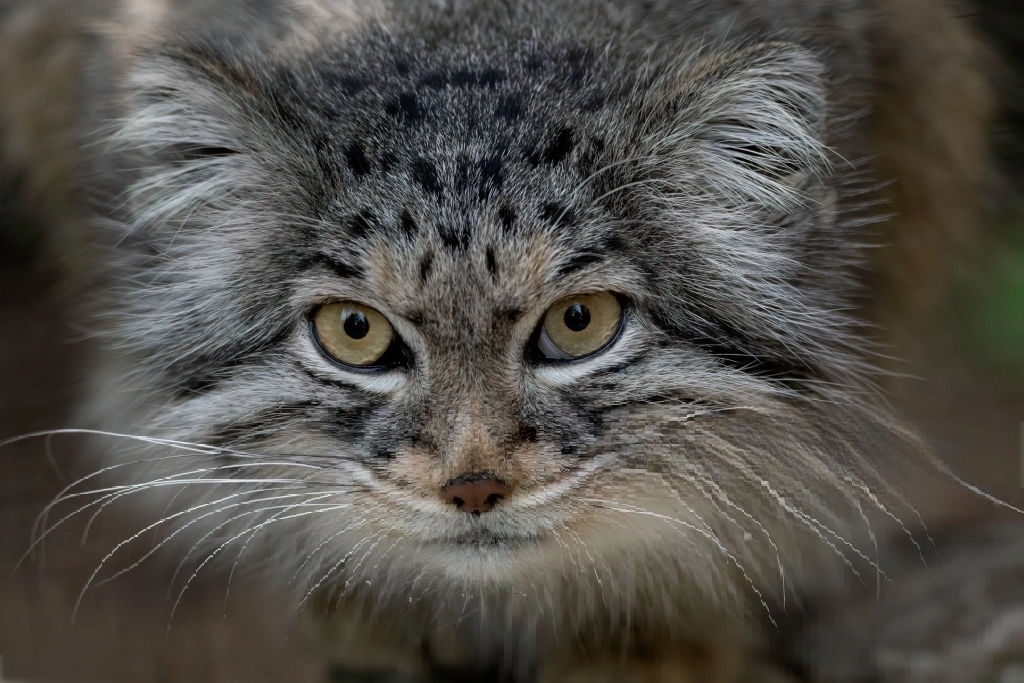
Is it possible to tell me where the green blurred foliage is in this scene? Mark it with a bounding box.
[952,206,1024,385]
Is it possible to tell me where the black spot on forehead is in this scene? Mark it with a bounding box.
[439,223,471,252]
[451,69,477,87]
[287,45,632,267]
[321,72,370,96]
[412,158,442,195]
[349,210,377,238]
[419,252,434,283]
[599,234,628,254]
[541,202,576,229]
[421,71,449,88]
[479,154,504,199]
[524,145,542,168]
[386,93,425,123]
[543,128,575,164]
[566,49,590,85]
[485,246,498,279]
[495,95,523,121]
[478,68,506,87]
[345,142,372,178]
[455,156,471,193]
[582,92,606,111]
[498,206,517,232]
[380,152,397,174]
[400,210,418,237]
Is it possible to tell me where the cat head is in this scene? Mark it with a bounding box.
[80,11,934,647]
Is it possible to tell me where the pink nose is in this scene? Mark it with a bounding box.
[441,476,509,514]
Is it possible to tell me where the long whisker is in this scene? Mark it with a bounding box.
[221,492,351,611]
[71,489,273,621]
[300,525,387,611]
[77,462,324,545]
[169,503,355,628]
[22,430,329,554]
[21,469,320,575]
[168,495,347,595]
[286,514,376,589]
[582,498,777,627]
[95,490,332,589]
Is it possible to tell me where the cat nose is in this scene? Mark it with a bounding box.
[441,474,509,515]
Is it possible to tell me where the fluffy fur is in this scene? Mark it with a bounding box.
[0,0,994,680]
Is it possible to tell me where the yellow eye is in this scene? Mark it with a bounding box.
[537,292,623,360]
[312,302,394,367]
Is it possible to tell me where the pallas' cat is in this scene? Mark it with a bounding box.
[0,0,995,680]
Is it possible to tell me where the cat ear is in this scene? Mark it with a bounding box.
[640,42,830,214]
[631,44,864,388]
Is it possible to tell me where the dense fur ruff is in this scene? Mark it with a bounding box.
[0,0,994,680]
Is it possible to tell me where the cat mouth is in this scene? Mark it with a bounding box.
[436,527,540,549]
[446,531,528,547]
[449,530,504,546]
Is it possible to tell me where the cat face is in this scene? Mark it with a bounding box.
[83,17,930,642]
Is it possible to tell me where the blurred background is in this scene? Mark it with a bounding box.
[0,1,1023,681]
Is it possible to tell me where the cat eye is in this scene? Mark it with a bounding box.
[535,292,623,361]
[312,302,398,368]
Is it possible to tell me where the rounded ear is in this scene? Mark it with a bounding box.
[642,41,831,213]
[624,44,872,394]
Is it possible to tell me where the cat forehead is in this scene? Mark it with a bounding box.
[259,40,641,303]
[269,41,629,216]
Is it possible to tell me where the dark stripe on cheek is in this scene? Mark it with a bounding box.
[207,400,324,444]
[174,324,294,398]
[651,313,813,387]
[585,355,640,379]
[317,405,378,442]
[692,336,811,384]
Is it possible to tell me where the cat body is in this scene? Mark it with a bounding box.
[0,0,994,680]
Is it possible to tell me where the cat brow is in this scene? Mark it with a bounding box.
[554,252,606,277]
[298,252,366,280]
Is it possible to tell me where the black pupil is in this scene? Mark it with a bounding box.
[344,311,370,339]
[563,303,591,332]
